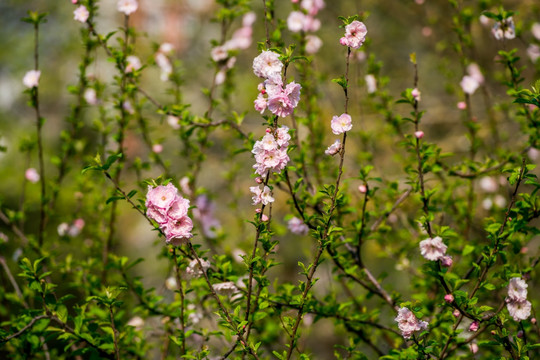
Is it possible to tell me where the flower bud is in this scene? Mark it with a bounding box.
[469,321,479,332]
[444,294,454,303]
[358,185,367,193]
[414,131,424,139]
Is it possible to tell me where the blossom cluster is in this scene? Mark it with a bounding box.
[395,307,429,339]
[253,51,301,117]
[252,127,291,178]
[155,43,174,82]
[146,183,193,245]
[492,16,516,40]
[506,277,532,321]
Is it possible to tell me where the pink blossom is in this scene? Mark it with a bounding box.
[444,294,454,303]
[125,56,142,73]
[228,26,253,50]
[155,53,172,81]
[213,282,238,296]
[163,215,193,245]
[23,70,41,88]
[25,168,40,183]
[453,309,460,317]
[276,126,291,147]
[122,100,134,114]
[253,51,283,79]
[186,259,211,277]
[528,44,540,63]
[243,12,256,27]
[419,236,447,261]
[146,183,178,212]
[460,75,479,95]
[84,88,97,105]
[252,127,290,176]
[331,113,352,135]
[467,63,484,84]
[305,35,322,54]
[215,70,226,85]
[167,115,180,130]
[358,185,367,193]
[287,11,306,33]
[414,131,424,139]
[192,195,221,238]
[325,139,342,156]
[159,43,174,54]
[117,0,138,15]
[395,307,429,339]
[250,185,274,206]
[267,82,301,117]
[469,321,479,332]
[301,0,325,16]
[457,101,467,110]
[470,343,479,354]
[152,144,163,153]
[167,196,190,221]
[365,74,377,93]
[73,218,85,230]
[532,23,540,41]
[441,255,453,267]
[211,46,228,62]
[261,214,269,222]
[411,88,421,102]
[288,217,309,235]
[340,20,367,49]
[73,5,89,23]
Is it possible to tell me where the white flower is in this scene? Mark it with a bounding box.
[507,299,531,321]
[127,316,144,330]
[507,277,528,301]
[117,0,138,15]
[84,88,97,105]
[419,236,447,261]
[167,115,180,130]
[460,75,479,95]
[365,74,377,94]
[492,17,515,40]
[73,5,89,23]
[23,70,41,88]
[125,55,142,73]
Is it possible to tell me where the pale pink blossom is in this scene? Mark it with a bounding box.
[358,185,367,193]
[250,185,274,206]
[305,35,322,54]
[211,46,228,62]
[507,277,528,301]
[444,294,454,303]
[165,276,177,290]
[163,215,193,245]
[301,0,325,16]
[470,343,479,354]
[467,63,484,84]
[395,307,429,339]
[528,44,540,63]
[267,82,301,117]
[287,11,306,33]
[117,0,138,15]
[125,55,142,73]
[122,100,134,114]
[192,195,221,238]
[303,16,321,32]
[159,42,174,54]
[151,144,163,153]
[460,75,479,95]
[276,126,291,147]
[73,5,89,23]
[479,177,498,193]
[127,316,144,329]
[457,101,467,110]
[84,88,97,105]
[167,115,180,130]
[419,236,447,261]
[479,14,489,26]
[242,12,256,27]
[492,17,515,40]
[411,88,421,102]
[365,74,377,93]
[215,70,226,85]
[415,131,424,139]
[254,93,267,114]
[58,223,70,236]
[288,217,309,235]
[532,23,540,41]
[261,214,269,222]
[146,183,178,213]
[186,259,211,277]
[331,113,352,135]
[155,53,172,81]
[469,321,479,332]
[252,127,290,176]
[25,168,40,183]
[340,21,367,49]
[228,26,253,50]
[441,255,453,267]
[73,218,85,230]
[23,70,41,88]
[253,51,283,79]
[325,139,342,156]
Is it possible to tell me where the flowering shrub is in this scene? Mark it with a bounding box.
[1,0,540,359]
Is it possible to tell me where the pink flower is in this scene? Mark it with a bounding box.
[228,27,253,50]
[325,139,342,156]
[457,101,467,110]
[340,20,367,49]
[250,185,274,205]
[186,259,211,277]
[155,53,172,81]
[419,236,447,261]
[267,82,302,117]
[288,217,309,235]
[276,126,291,147]
[192,195,221,238]
[242,12,256,27]
[211,46,228,62]
[163,215,193,245]
[252,127,290,176]
[460,75,479,95]
[25,168,40,183]
[167,115,180,130]
[414,131,424,139]
[441,255,453,267]
[395,307,429,339]
[469,321,479,332]
[365,74,377,93]
[470,343,479,354]
[444,294,454,303]
[301,0,325,16]
[213,282,238,296]
[147,184,177,213]
[73,5,89,23]
[84,88,97,105]
[467,63,484,85]
[167,196,190,221]
[253,93,268,114]
[331,113,352,135]
[152,144,163,153]
[305,35,322,54]
[532,23,540,40]
[125,55,142,73]
[23,70,41,88]
[528,44,540,63]
[117,0,138,15]
[358,185,367,193]
[253,51,283,79]
[159,43,174,54]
